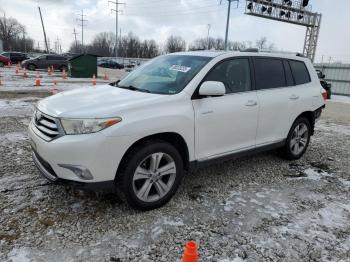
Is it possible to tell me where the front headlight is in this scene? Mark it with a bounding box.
[60,117,122,135]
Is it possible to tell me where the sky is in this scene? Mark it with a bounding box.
[0,0,349,62]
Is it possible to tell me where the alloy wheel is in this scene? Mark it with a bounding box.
[290,123,309,155]
[132,152,176,202]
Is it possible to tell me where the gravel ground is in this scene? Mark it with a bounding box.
[0,85,350,261]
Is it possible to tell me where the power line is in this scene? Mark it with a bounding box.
[77,10,87,48]
[38,6,49,53]
[220,0,239,50]
[108,0,125,58]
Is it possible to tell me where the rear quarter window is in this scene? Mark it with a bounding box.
[253,58,286,90]
[289,60,311,85]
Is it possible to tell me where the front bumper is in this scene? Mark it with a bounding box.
[32,150,115,192]
[29,120,133,184]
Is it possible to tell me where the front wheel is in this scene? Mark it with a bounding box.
[116,140,184,210]
[27,64,36,71]
[280,117,311,160]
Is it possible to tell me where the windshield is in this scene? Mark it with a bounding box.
[117,55,212,94]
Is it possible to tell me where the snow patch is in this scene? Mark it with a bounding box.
[219,256,245,262]
[8,248,31,262]
[151,226,163,240]
[0,132,28,144]
[303,168,332,181]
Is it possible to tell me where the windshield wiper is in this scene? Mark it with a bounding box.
[118,85,151,93]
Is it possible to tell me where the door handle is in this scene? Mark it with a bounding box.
[245,100,258,107]
[289,94,299,100]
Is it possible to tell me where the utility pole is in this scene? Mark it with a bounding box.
[38,6,49,53]
[224,0,231,50]
[222,0,239,50]
[73,28,78,51]
[109,0,125,58]
[77,10,87,51]
[207,24,211,50]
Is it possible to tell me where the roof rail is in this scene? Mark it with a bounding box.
[296,53,307,58]
[241,48,259,53]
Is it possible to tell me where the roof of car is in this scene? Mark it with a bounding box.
[169,50,310,61]
[169,50,227,58]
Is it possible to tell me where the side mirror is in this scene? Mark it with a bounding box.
[199,81,226,97]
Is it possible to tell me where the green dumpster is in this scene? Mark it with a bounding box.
[68,54,98,78]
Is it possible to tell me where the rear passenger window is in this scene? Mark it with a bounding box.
[204,58,251,94]
[289,60,311,85]
[253,58,286,90]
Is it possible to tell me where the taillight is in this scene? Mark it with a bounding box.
[321,88,327,101]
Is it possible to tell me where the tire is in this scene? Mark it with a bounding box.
[116,139,184,210]
[27,64,36,71]
[279,117,311,160]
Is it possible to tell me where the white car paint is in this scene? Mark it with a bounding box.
[29,51,325,184]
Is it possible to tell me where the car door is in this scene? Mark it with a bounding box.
[253,57,294,146]
[46,55,58,70]
[192,58,259,160]
[287,59,314,121]
[36,55,48,69]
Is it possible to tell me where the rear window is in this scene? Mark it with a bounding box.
[289,60,311,85]
[253,58,286,90]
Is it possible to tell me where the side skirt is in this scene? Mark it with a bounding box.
[189,140,286,171]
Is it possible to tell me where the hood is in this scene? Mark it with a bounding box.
[37,84,166,118]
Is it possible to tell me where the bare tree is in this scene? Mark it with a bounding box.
[255,37,275,51]
[189,37,247,51]
[88,32,115,56]
[68,41,84,54]
[165,35,186,53]
[0,13,34,51]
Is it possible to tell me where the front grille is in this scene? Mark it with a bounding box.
[33,110,63,141]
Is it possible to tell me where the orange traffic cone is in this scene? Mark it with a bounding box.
[182,241,198,262]
[103,72,109,80]
[35,78,41,87]
[16,68,19,74]
[48,67,52,76]
[0,79,3,86]
[7,61,11,67]
[92,74,96,86]
[51,66,54,73]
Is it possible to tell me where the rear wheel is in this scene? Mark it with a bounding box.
[280,117,311,160]
[116,140,184,210]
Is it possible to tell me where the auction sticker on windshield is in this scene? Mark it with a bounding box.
[170,65,191,73]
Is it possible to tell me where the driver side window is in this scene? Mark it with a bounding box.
[204,58,251,94]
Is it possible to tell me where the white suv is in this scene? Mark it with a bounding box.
[29,51,326,210]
